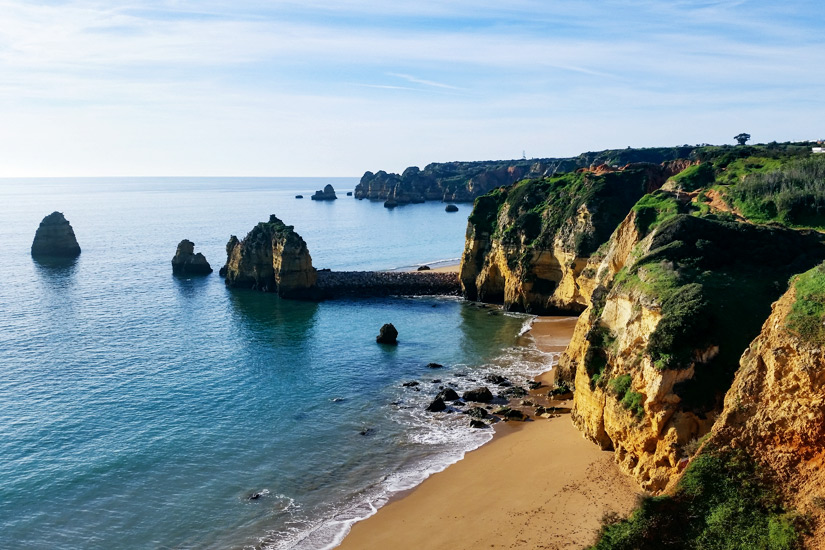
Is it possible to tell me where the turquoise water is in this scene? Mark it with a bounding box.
[0,178,553,549]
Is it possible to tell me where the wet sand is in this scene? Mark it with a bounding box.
[336,316,640,550]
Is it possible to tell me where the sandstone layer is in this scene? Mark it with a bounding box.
[31,212,81,258]
[711,277,825,544]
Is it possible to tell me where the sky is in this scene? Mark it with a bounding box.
[0,0,823,177]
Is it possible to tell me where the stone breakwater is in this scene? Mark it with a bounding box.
[316,271,460,298]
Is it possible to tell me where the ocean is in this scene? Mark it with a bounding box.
[0,178,556,549]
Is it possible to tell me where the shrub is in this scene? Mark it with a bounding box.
[786,262,825,344]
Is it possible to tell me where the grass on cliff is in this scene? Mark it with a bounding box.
[591,448,803,550]
[608,374,645,418]
[786,262,825,344]
[611,213,825,412]
[726,156,825,229]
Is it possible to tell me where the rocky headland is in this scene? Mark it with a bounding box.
[454,141,825,548]
[31,212,81,258]
[171,239,212,275]
[355,146,701,203]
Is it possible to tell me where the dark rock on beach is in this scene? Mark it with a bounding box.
[417,265,431,271]
[462,387,493,403]
[376,323,398,344]
[311,184,337,201]
[465,406,489,419]
[426,397,447,412]
[469,419,487,429]
[436,388,460,402]
[31,212,81,258]
[171,239,213,275]
[484,374,510,386]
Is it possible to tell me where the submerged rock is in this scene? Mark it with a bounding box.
[31,212,81,258]
[376,323,398,344]
[426,362,443,369]
[311,184,337,201]
[171,239,212,275]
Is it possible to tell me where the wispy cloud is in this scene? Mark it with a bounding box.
[387,73,460,90]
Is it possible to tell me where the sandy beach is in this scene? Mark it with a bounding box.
[336,316,640,550]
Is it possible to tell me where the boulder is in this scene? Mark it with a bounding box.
[426,362,443,369]
[462,387,493,403]
[484,374,510,386]
[346,191,353,196]
[425,397,446,412]
[222,215,319,299]
[376,323,398,344]
[383,198,398,209]
[402,381,420,388]
[465,407,489,419]
[31,212,81,258]
[295,195,303,199]
[171,239,213,275]
[469,419,487,429]
[417,265,431,271]
[311,184,337,201]
[436,388,460,401]
[445,204,459,212]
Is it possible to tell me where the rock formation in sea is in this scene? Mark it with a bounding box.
[171,239,212,275]
[222,215,319,299]
[376,323,398,344]
[31,212,81,258]
[310,184,337,201]
[445,204,459,212]
[459,161,696,314]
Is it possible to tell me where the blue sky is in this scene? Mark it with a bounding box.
[0,0,823,176]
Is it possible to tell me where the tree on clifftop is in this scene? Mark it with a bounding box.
[734,133,751,146]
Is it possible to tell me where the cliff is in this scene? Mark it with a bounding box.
[31,212,81,258]
[222,215,319,299]
[710,265,825,544]
[171,239,212,275]
[558,196,825,492]
[458,162,695,314]
[355,146,701,203]
[591,266,825,549]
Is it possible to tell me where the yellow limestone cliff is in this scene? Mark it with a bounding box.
[711,281,825,545]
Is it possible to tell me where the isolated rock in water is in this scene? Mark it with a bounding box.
[462,387,493,403]
[222,215,319,299]
[311,184,337,201]
[417,265,431,271]
[383,198,398,209]
[31,212,81,258]
[376,323,398,344]
[426,362,443,369]
[171,239,213,275]
[445,204,459,212]
[346,191,353,196]
[295,195,303,199]
[425,397,446,412]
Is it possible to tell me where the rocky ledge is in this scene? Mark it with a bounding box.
[315,271,460,298]
[31,212,81,258]
[171,239,212,275]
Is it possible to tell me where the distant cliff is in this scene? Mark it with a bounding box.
[355,146,700,203]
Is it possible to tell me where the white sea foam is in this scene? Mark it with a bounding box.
[263,321,559,550]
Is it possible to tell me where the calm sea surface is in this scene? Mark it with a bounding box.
[0,178,555,549]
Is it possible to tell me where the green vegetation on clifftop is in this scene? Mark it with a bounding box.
[786,262,825,344]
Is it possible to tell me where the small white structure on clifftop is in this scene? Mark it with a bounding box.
[813,147,825,154]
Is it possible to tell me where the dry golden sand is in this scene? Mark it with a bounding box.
[336,316,641,550]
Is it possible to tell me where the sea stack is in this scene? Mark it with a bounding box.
[222,215,319,299]
[376,323,398,344]
[311,184,337,201]
[171,239,213,275]
[31,212,81,258]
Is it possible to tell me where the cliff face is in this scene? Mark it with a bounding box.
[31,212,81,258]
[222,215,318,299]
[711,267,825,542]
[459,163,691,314]
[559,199,825,493]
